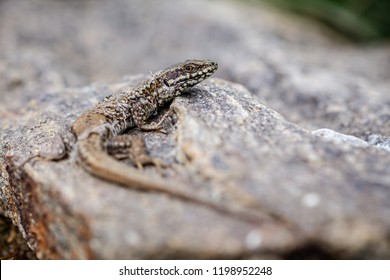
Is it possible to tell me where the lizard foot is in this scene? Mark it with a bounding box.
[106,134,166,173]
[137,110,175,134]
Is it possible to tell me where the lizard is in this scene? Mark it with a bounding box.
[22,59,265,222]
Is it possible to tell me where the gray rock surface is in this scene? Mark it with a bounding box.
[1,0,390,259]
[3,77,390,259]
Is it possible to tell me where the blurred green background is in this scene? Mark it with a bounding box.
[262,0,390,42]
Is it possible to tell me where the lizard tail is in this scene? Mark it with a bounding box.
[77,133,184,194]
[77,133,267,223]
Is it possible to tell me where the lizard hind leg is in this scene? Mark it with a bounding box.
[106,134,164,172]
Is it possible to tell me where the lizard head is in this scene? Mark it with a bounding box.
[156,59,218,104]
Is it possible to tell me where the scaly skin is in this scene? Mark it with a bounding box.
[71,60,218,192]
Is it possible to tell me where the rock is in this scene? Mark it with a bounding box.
[2,77,390,259]
[1,0,390,259]
[367,135,390,152]
[0,214,36,260]
[312,128,369,148]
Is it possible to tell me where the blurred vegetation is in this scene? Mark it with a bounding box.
[261,0,390,42]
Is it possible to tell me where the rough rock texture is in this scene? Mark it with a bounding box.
[0,214,37,260]
[2,78,390,259]
[1,0,390,259]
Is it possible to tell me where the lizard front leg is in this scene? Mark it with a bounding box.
[130,94,171,133]
[135,110,174,134]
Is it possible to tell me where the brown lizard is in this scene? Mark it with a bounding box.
[24,60,264,222]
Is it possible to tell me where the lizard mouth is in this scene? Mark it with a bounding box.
[163,78,187,87]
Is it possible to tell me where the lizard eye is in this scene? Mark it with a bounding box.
[184,65,194,72]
